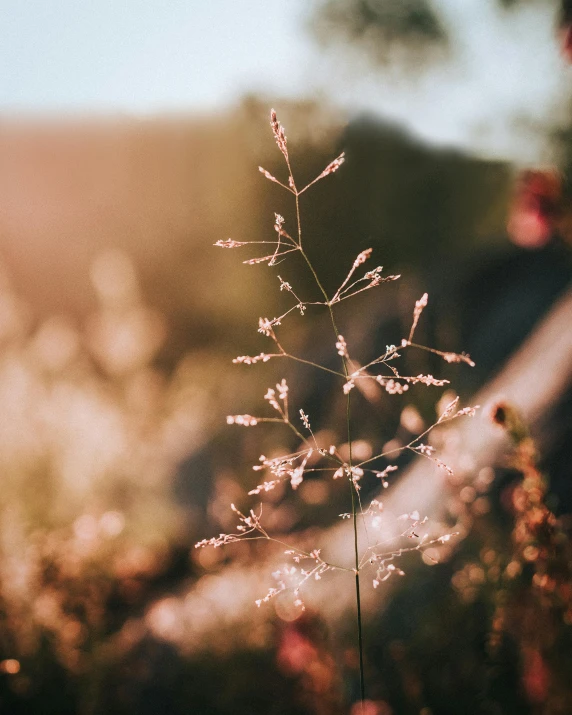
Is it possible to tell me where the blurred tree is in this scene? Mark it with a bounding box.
[311,0,556,69]
[311,0,448,66]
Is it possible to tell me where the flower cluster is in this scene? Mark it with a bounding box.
[199,110,478,647]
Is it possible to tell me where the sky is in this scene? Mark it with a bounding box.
[1,0,571,162]
[0,1,312,112]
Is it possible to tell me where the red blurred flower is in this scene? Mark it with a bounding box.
[507,170,561,249]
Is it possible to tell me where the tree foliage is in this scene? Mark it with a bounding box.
[311,0,448,63]
[311,0,558,67]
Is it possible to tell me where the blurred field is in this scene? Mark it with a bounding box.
[0,94,570,714]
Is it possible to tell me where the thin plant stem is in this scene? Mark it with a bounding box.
[201,112,477,713]
[348,391,366,707]
[297,193,366,706]
[272,335,346,378]
[284,354,345,378]
[352,494,366,706]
